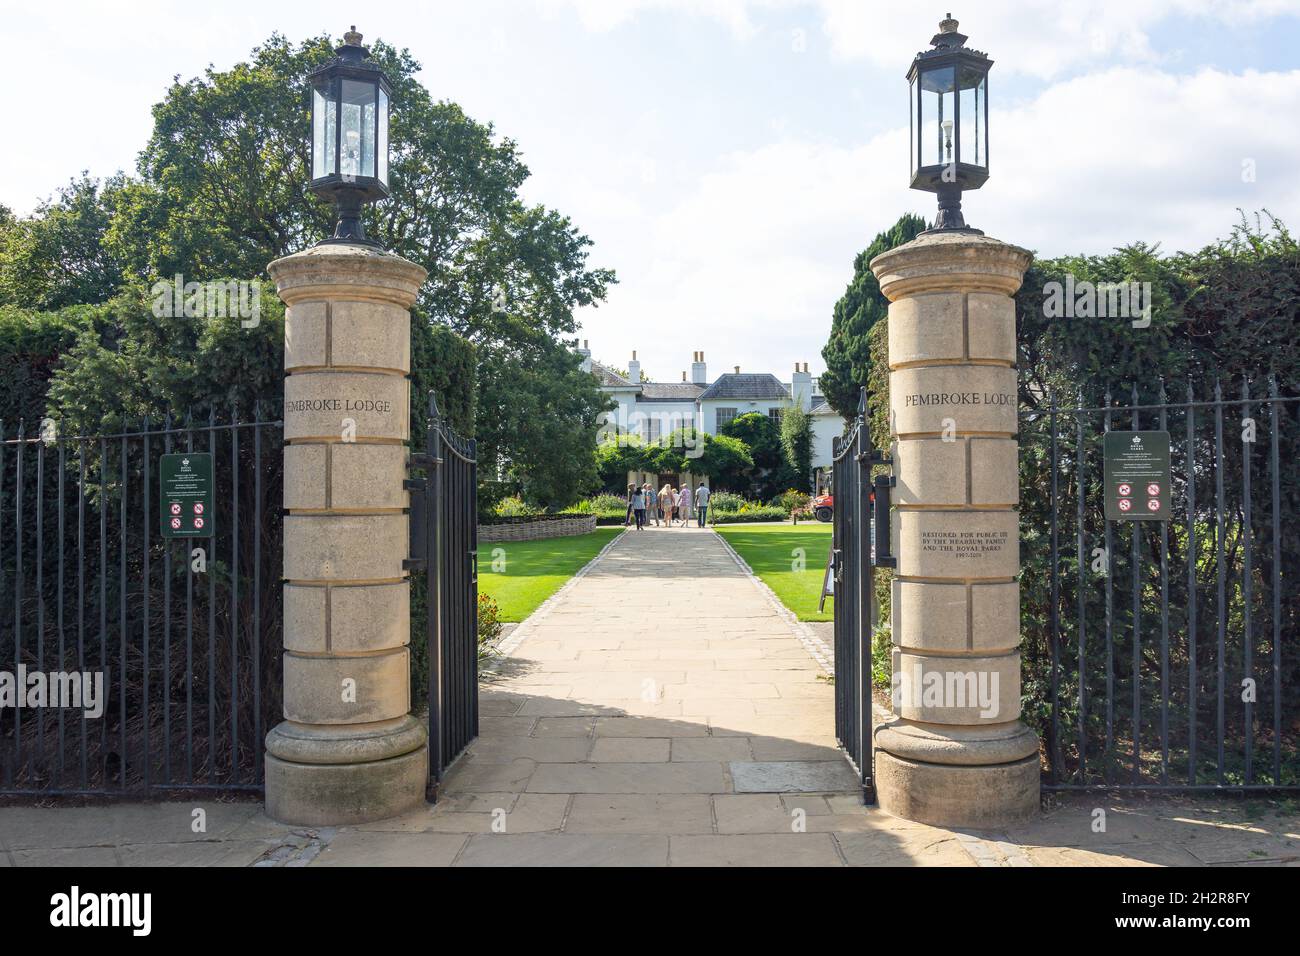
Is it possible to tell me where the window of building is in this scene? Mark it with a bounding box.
[768,407,783,424]
[645,417,662,442]
[715,407,738,431]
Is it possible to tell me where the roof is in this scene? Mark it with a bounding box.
[638,382,705,401]
[697,372,792,402]
[810,398,839,416]
[590,361,634,388]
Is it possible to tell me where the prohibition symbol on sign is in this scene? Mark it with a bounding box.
[1147,483,1160,496]
[1118,498,1132,513]
[170,502,181,515]
[1147,498,1161,511]
[194,502,204,514]
[194,517,205,529]
[170,517,182,529]
[1118,483,1132,497]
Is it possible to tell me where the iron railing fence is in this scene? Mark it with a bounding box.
[1020,379,1299,791]
[0,409,283,797]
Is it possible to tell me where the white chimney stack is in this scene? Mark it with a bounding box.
[577,338,591,373]
[690,350,707,385]
[792,361,813,411]
[626,350,641,384]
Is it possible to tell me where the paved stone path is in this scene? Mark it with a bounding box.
[3,526,1297,866]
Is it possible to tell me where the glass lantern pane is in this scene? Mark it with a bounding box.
[378,88,389,186]
[958,68,986,168]
[312,86,336,178]
[919,66,955,169]
[340,79,377,178]
[909,77,918,176]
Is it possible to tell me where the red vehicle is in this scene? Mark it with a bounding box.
[811,490,874,523]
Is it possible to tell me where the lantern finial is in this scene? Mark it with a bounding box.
[932,15,967,48]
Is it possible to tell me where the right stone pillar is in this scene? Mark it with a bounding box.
[869,231,1040,828]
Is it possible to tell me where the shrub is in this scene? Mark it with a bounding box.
[771,489,811,515]
[477,593,504,659]
[711,505,787,524]
[493,495,532,518]
[708,490,747,514]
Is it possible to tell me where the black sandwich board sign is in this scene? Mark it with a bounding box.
[1103,430,1171,521]
[160,452,214,538]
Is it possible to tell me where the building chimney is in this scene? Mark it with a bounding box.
[626,350,640,384]
[691,350,707,385]
[577,338,591,374]
[682,371,687,382]
[734,365,740,374]
[792,360,813,411]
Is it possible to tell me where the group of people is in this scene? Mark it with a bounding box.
[625,482,711,530]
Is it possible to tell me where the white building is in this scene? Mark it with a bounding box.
[576,341,845,490]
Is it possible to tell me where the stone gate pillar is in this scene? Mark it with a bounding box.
[869,232,1039,827]
[264,243,428,825]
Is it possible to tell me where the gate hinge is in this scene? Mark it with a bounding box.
[402,557,427,571]
[868,450,892,466]
[409,453,441,470]
[403,478,425,492]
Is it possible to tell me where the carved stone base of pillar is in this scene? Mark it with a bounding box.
[874,717,1039,827]
[264,715,428,826]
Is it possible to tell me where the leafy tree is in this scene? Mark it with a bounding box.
[595,435,649,491]
[820,212,927,420]
[719,411,796,499]
[6,31,613,508]
[0,175,126,310]
[651,428,752,488]
[779,403,813,491]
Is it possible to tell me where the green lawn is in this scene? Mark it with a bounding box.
[715,522,835,621]
[477,527,624,622]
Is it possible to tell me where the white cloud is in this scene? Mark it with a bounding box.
[579,64,1300,380]
[819,1,1300,79]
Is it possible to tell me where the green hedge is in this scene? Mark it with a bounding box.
[711,506,787,524]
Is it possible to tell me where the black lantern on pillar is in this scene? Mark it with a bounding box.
[908,14,991,232]
[308,26,391,245]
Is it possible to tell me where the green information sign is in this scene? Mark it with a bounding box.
[160,452,214,538]
[1103,430,1171,521]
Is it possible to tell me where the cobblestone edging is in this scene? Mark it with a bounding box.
[711,530,835,676]
[477,514,598,543]
[485,527,629,667]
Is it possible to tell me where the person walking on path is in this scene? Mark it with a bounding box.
[696,483,711,527]
[677,484,693,527]
[624,483,636,526]
[631,486,646,530]
[643,483,660,526]
[660,484,675,527]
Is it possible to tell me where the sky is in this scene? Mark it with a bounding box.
[3,0,1299,383]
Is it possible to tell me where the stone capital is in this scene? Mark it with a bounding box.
[268,243,427,309]
[870,232,1033,301]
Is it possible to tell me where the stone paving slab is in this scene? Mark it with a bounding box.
[3,528,1298,867]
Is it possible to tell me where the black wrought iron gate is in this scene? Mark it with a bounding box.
[831,388,890,804]
[407,392,479,800]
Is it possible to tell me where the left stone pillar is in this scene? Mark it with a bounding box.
[264,243,428,825]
